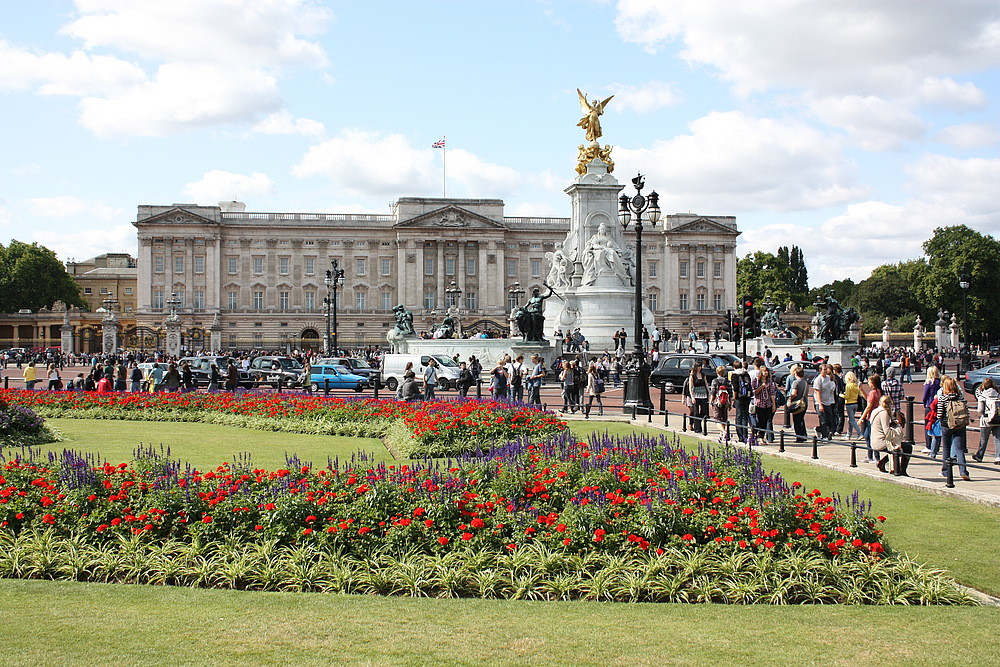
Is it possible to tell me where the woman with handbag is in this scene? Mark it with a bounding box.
[870,394,905,474]
[787,366,809,443]
[750,367,777,443]
[841,371,864,441]
[709,365,731,443]
[937,376,971,481]
[584,361,605,417]
[682,364,710,434]
[921,366,942,453]
[858,373,882,463]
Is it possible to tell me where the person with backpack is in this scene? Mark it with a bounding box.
[787,365,810,443]
[584,361,605,417]
[709,365,731,443]
[973,378,1000,464]
[456,362,474,398]
[937,376,971,481]
[423,358,438,400]
[750,366,777,443]
[729,360,753,442]
[509,355,525,402]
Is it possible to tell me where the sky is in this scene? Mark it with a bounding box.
[1,0,999,287]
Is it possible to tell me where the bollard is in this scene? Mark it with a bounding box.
[725,421,731,443]
[811,435,819,460]
[2,376,6,389]
[659,385,667,415]
[892,450,901,476]
[850,441,857,468]
[945,457,955,488]
[476,378,482,399]
[903,396,915,447]
[682,414,688,432]
[632,402,638,421]
[783,405,791,428]
[543,403,547,412]
[277,380,282,394]
[647,406,652,423]
[778,430,785,453]
[372,375,379,400]
[664,409,669,427]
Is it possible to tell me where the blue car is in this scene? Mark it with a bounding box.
[963,362,1000,396]
[309,365,370,392]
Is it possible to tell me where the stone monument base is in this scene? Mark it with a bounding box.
[747,337,859,367]
[545,284,653,353]
[402,338,558,369]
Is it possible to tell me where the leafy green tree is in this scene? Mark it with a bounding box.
[850,261,927,320]
[737,251,793,307]
[917,225,1000,337]
[0,240,85,313]
[808,279,856,309]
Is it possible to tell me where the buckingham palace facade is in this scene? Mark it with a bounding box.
[133,197,740,351]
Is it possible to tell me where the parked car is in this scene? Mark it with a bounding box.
[179,356,253,388]
[649,353,739,392]
[963,362,1000,395]
[989,345,1000,358]
[380,353,462,391]
[769,360,821,387]
[309,364,369,392]
[248,356,304,388]
[314,356,380,387]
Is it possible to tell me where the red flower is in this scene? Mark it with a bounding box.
[202,516,213,524]
[438,536,449,546]
[461,532,473,541]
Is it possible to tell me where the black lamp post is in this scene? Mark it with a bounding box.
[618,173,661,414]
[324,259,345,355]
[959,266,970,373]
[446,280,463,310]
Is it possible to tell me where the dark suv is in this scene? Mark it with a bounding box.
[649,353,739,392]
[179,356,253,388]
[249,356,304,388]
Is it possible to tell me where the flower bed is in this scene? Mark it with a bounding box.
[0,430,973,604]
[0,398,59,449]
[1,391,566,458]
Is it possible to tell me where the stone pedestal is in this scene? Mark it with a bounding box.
[405,338,557,369]
[881,318,891,349]
[799,341,860,367]
[60,322,75,355]
[949,314,960,349]
[913,317,925,351]
[165,317,182,358]
[101,319,118,355]
[544,159,652,351]
[209,314,222,353]
[935,312,949,350]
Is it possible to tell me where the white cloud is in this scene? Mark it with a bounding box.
[25,196,121,220]
[906,153,1000,221]
[809,95,927,151]
[615,0,1000,98]
[9,164,44,176]
[610,81,681,113]
[615,111,868,213]
[252,110,325,138]
[935,122,1000,150]
[0,40,145,96]
[182,170,276,204]
[78,63,281,137]
[63,0,331,68]
[445,149,522,195]
[915,76,988,110]
[0,197,14,229]
[31,224,137,262]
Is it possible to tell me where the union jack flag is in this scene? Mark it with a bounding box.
[432,139,445,148]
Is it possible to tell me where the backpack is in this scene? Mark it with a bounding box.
[733,373,752,401]
[987,396,1000,426]
[593,377,605,393]
[946,398,970,430]
[716,382,730,406]
[511,364,523,387]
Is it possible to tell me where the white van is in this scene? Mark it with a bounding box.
[380,353,462,391]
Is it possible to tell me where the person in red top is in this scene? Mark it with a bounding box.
[96,375,113,393]
[858,373,883,464]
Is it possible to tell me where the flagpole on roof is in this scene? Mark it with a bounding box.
[433,136,446,198]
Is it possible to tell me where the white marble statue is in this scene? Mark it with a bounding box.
[544,242,572,289]
[582,223,628,285]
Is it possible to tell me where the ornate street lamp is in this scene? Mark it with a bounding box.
[618,173,661,414]
[324,259,345,354]
[446,280,463,310]
[959,266,970,374]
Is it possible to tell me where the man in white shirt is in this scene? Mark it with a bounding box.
[423,359,438,400]
[812,364,837,440]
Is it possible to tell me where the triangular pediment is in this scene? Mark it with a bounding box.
[668,218,737,235]
[139,207,220,226]
[394,205,505,230]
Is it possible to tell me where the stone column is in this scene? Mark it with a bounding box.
[913,316,924,351]
[102,317,119,355]
[209,313,222,352]
[61,314,75,355]
[949,314,960,349]
[935,311,949,349]
[881,317,891,349]
[165,315,182,358]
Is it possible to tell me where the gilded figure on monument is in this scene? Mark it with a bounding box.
[576,89,614,142]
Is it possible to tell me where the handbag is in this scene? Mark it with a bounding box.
[788,398,807,414]
[749,402,757,414]
[775,389,786,408]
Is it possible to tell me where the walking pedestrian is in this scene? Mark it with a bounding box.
[682,364,710,434]
[973,378,1000,463]
[937,376,971,480]
[584,361,604,417]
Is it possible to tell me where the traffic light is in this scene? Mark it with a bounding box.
[731,317,742,341]
[742,297,757,338]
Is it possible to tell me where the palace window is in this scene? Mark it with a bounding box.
[253,291,264,310]
[305,257,315,275]
[465,291,478,310]
[228,257,237,274]
[84,287,92,294]
[356,258,367,276]
[466,257,476,275]
[530,259,541,278]
[253,257,264,274]
[714,261,723,278]
[445,257,456,276]
[253,333,263,347]
[679,261,688,278]
[193,291,205,310]
[304,291,316,310]
[124,287,133,295]
[506,258,517,277]
[381,291,393,311]
[174,256,184,274]
[279,257,290,275]
[696,262,705,278]
[279,291,289,310]
[648,293,658,311]
[194,256,205,274]
[381,258,392,276]
[154,256,164,273]
[424,257,435,275]
[153,290,164,309]
[355,292,367,309]
[649,261,658,278]
[679,293,688,311]
[423,291,436,309]
[697,293,706,311]
[713,293,723,311]
[228,291,238,310]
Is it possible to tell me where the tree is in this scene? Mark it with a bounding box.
[0,240,86,313]
[808,278,856,309]
[850,261,926,320]
[917,225,1000,337]
[737,245,811,309]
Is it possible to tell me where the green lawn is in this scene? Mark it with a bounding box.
[2,579,998,666]
[4,417,1000,665]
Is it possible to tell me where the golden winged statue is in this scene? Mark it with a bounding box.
[577,88,614,142]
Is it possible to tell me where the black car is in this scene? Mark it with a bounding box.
[650,353,739,392]
[179,356,253,388]
[248,356,304,388]
[770,360,820,387]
